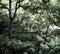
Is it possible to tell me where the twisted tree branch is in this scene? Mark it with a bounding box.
[12,0,23,20]
[0,3,9,11]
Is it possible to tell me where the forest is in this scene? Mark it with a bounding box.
[0,0,60,54]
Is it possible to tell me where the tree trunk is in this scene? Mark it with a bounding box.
[8,0,21,38]
[9,0,12,38]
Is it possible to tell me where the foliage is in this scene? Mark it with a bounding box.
[0,0,60,54]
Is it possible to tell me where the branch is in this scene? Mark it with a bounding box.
[45,24,49,37]
[12,0,23,20]
[0,3,9,11]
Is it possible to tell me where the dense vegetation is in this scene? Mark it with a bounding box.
[0,0,60,54]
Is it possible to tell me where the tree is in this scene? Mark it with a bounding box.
[0,0,60,38]
[0,0,24,38]
[0,0,60,54]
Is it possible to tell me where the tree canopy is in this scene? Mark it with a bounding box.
[0,0,60,54]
